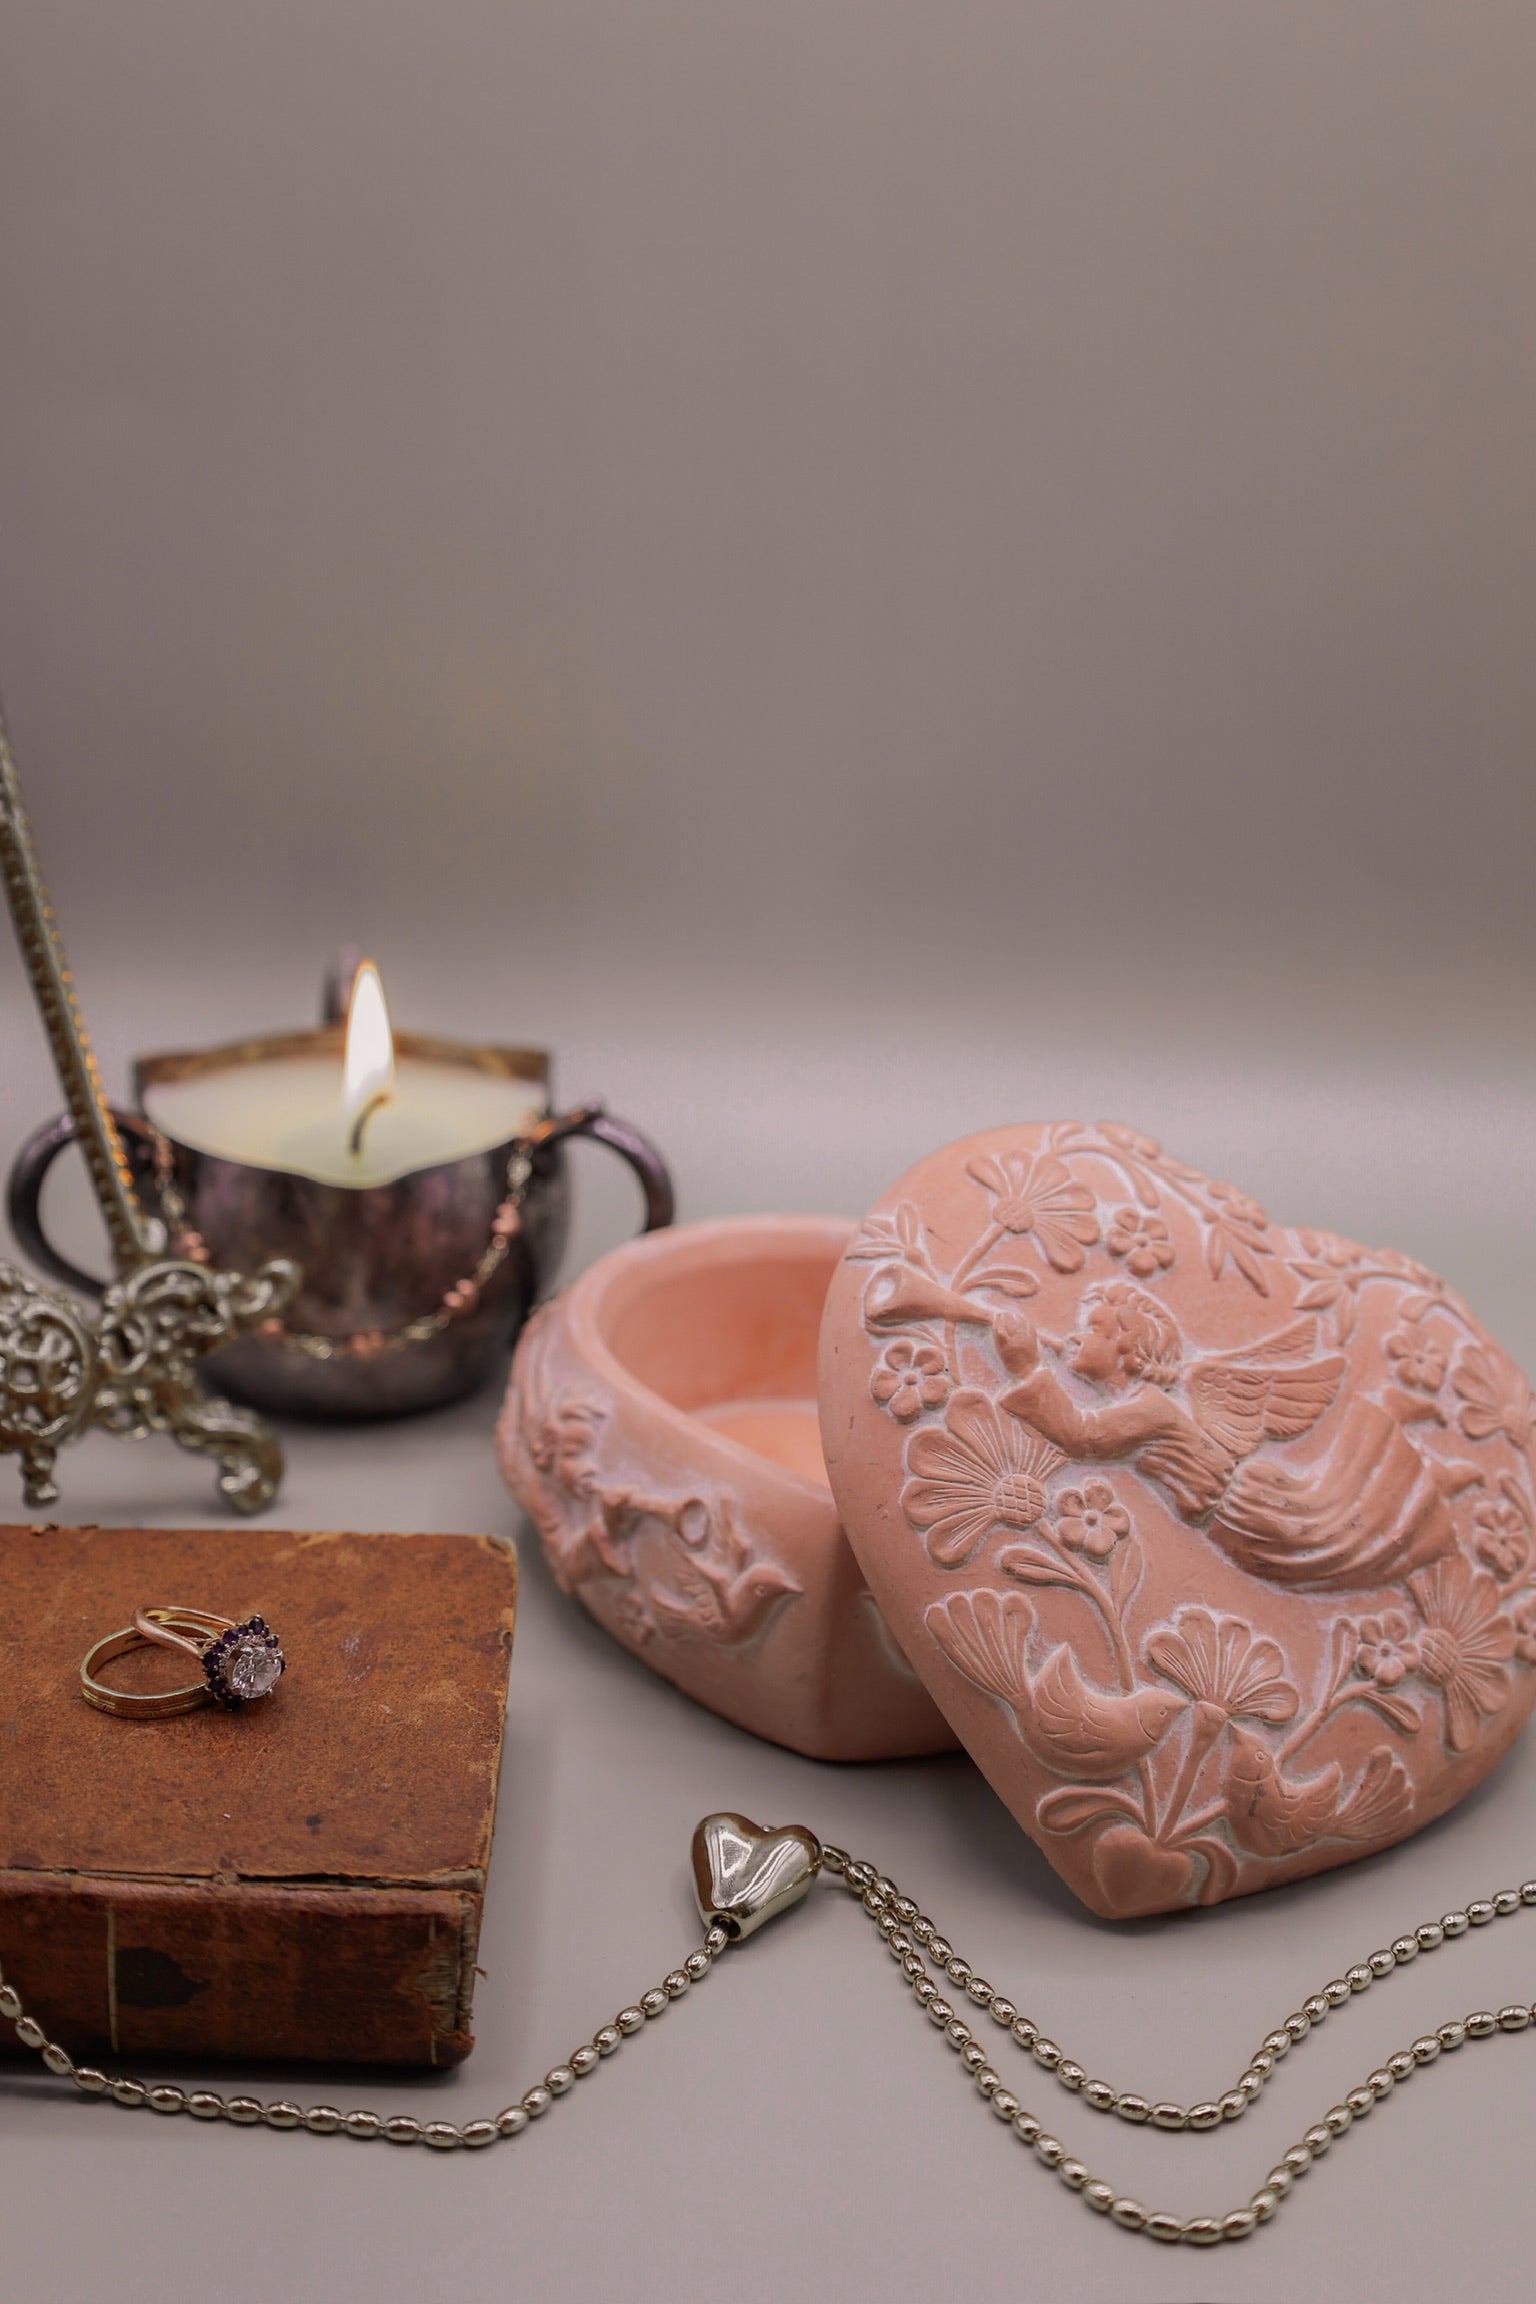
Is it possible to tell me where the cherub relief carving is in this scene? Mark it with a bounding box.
[991,1288,1480,1593]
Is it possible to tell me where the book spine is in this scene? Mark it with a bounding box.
[0,1872,481,2069]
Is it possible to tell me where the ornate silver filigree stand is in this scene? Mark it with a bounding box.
[0,712,298,1512]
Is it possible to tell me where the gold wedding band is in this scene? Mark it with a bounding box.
[79,1606,286,1719]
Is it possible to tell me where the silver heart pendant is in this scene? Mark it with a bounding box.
[691,1811,822,1940]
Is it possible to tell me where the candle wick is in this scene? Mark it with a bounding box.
[348,1091,392,1157]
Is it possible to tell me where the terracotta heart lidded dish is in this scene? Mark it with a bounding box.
[819,1122,1536,1918]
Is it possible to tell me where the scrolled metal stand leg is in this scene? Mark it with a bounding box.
[90,1256,300,1517]
[20,1443,60,1511]
[159,1377,286,1516]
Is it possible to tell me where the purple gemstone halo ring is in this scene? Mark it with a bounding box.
[133,1605,286,1708]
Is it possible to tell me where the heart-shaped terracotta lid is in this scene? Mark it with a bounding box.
[819,1121,1536,1917]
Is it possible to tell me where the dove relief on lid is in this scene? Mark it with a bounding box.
[819,1121,1536,1918]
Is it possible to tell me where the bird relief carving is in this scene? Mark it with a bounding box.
[834,1121,1536,1916]
[503,1305,801,1653]
[647,1496,801,1646]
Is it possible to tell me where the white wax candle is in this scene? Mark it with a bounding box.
[143,1055,543,1187]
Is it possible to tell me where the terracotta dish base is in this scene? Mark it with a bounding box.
[497,1216,955,1761]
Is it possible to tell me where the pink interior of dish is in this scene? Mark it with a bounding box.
[600,1233,839,1486]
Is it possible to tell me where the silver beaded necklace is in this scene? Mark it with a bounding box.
[2,1810,1532,2255]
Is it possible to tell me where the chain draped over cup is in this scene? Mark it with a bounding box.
[148,1128,539,1363]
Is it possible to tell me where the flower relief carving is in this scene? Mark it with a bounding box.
[1452,1343,1536,1449]
[845,1120,1536,1913]
[900,1392,1063,1568]
[505,1309,801,1652]
[871,1338,949,1422]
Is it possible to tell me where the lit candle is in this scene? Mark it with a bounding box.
[341,960,396,1152]
[140,962,543,1188]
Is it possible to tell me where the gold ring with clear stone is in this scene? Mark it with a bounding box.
[79,1606,285,1717]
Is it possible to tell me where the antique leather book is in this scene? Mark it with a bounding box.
[0,1522,517,2068]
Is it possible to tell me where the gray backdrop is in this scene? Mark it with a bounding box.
[1,5,1533,2301]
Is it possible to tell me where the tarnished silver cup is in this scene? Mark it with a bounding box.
[8,1027,671,1420]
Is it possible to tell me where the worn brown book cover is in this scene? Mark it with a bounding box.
[0,1522,517,2068]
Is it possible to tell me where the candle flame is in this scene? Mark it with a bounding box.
[342,960,395,1153]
